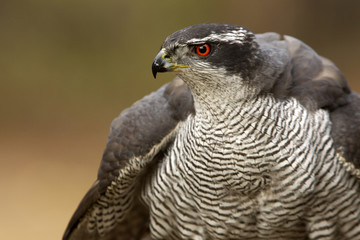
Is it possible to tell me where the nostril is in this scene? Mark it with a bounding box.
[163,54,170,59]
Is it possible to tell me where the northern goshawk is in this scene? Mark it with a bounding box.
[63,23,360,240]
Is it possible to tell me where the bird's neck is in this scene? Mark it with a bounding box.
[191,86,260,121]
[192,92,272,133]
[178,73,261,118]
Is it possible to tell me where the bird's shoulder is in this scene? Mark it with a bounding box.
[98,77,193,191]
[63,77,194,240]
[256,32,350,110]
[256,32,360,168]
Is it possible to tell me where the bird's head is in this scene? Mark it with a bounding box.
[152,23,269,101]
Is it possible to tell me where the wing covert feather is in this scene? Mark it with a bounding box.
[63,78,193,240]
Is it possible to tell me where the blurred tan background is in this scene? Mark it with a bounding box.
[0,0,359,239]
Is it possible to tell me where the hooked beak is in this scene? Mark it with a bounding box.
[151,48,189,78]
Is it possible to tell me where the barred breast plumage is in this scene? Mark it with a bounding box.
[63,23,360,240]
[143,95,360,239]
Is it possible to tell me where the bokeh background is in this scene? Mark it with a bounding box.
[1,0,359,239]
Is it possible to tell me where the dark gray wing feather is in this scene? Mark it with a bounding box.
[284,35,351,110]
[63,77,193,240]
[329,92,360,168]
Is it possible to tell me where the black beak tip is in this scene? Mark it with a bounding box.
[152,51,171,79]
[152,62,159,79]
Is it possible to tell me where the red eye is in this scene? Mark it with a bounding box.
[195,44,211,56]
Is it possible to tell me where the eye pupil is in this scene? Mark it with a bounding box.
[198,46,207,53]
[196,44,211,56]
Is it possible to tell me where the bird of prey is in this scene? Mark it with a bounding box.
[63,23,360,240]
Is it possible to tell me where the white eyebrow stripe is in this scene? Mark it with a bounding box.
[186,29,248,45]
